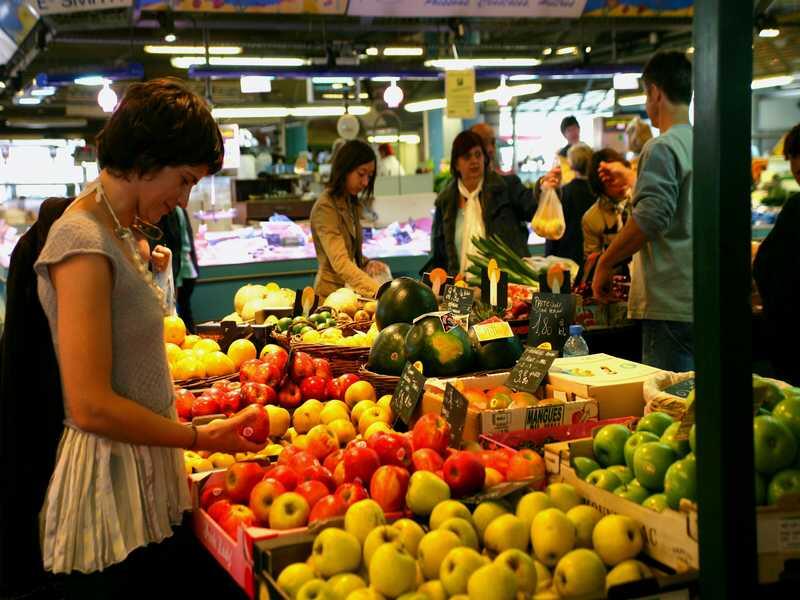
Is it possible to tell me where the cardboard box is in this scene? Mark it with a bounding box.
[546,354,661,419]
[420,372,598,441]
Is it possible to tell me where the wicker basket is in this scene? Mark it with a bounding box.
[290,321,374,377]
[357,365,400,397]
[173,371,240,391]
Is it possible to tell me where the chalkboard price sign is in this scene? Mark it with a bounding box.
[391,362,426,426]
[527,292,577,351]
[442,383,469,447]
[507,346,560,394]
[443,284,475,315]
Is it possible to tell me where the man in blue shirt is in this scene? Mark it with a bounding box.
[592,51,694,371]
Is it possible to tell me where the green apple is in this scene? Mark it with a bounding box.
[767,469,800,505]
[641,493,668,512]
[613,483,650,504]
[362,526,400,568]
[773,397,800,445]
[417,529,462,580]
[572,456,602,480]
[660,422,691,458]
[689,424,696,454]
[439,547,489,596]
[593,424,632,467]
[344,588,384,600]
[531,508,576,566]
[756,472,767,506]
[553,549,606,600]
[430,499,475,530]
[483,513,529,554]
[664,454,697,510]
[754,374,785,410]
[632,442,677,491]
[585,469,622,492]
[623,431,659,470]
[439,517,480,549]
[345,499,386,545]
[296,579,335,600]
[472,501,510,539]
[606,559,652,592]
[607,465,635,485]
[312,527,362,577]
[369,543,417,598]
[277,562,316,599]
[327,574,366,600]
[754,415,798,475]
[494,549,538,595]
[406,470,451,516]
[392,518,426,558]
[417,580,447,600]
[545,483,581,512]
[591,515,643,566]
[466,563,518,600]
[636,412,674,437]
[565,505,602,548]
[533,559,552,592]
[515,491,553,530]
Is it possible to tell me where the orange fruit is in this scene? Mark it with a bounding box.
[165,343,182,365]
[343,380,377,408]
[163,315,186,346]
[182,334,201,349]
[202,351,236,377]
[194,338,221,354]
[227,339,257,369]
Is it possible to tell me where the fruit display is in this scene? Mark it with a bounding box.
[273,482,655,600]
[405,315,475,377]
[366,323,412,376]
[229,282,297,322]
[164,315,240,381]
[374,277,439,331]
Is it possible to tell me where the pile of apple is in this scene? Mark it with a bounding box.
[456,383,564,412]
[274,483,654,600]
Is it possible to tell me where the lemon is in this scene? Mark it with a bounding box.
[227,338,257,369]
[203,351,236,377]
[163,315,186,346]
[165,343,182,365]
[194,338,221,354]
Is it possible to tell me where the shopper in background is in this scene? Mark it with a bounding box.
[310,139,386,298]
[557,115,582,185]
[11,79,265,599]
[753,123,800,386]
[626,116,654,171]
[426,130,530,276]
[592,51,695,372]
[157,206,200,332]
[582,148,633,260]
[377,142,405,176]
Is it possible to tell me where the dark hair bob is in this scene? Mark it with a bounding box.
[327,139,377,201]
[588,147,631,197]
[784,123,800,160]
[96,78,224,178]
[450,130,489,180]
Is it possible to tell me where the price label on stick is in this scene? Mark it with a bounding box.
[442,383,469,447]
[443,284,474,315]
[527,292,576,352]
[391,362,426,426]
[481,268,508,309]
[507,346,559,395]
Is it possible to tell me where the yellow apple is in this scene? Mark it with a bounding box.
[311,527,361,577]
[566,505,603,549]
[466,563,517,600]
[417,530,462,580]
[430,499,474,530]
[276,562,316,599]
[553,549,606,599]
[369,543,417,598]
[350,399,377,426]
[344,499,386,545]
[328,418,357,445]
[483,514,529,553]
[516,491,553,531]
[321,403,350,425]
[591,515,643,566]
[531,508,576,567]
[363,421,392,441]
[265,405,291,438]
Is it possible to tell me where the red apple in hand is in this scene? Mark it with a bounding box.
[207,499,233,523]
[290,351,315,382]
[192,396,221,418]
[174,388,195,421]
[264,464,299,491]
[299,464,335,493]
[220,504,256,539]
[225,462,264,503]
[343,444,380,485]
[412,448,445,472]
[308,494,346,523]
[334,482,368,508]
[368,431,413,469]
[312,358,333,380]
[248,478,286,525]
[239,359,262,383]
[238,407,270,444]
[295,480,329,509]
[370,465,410,513]
[260,344,289,372]
[300,376,329,401]
[443,451,485,498]
[412,414,451,455]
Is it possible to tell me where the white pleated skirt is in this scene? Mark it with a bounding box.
[40,417,191,574]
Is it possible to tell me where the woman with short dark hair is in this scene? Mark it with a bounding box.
[582,148,633,259]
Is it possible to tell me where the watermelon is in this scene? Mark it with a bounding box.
[375,277,438,330]
[468,329,524,372]
[405,316,475,377]
[366,323,411,375]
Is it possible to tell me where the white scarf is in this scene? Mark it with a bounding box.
[457,177,485,274]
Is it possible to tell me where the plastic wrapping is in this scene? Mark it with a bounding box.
[643,370,695,419]
[532,187,566,240]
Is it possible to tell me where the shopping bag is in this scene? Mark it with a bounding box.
[532,186,566,240]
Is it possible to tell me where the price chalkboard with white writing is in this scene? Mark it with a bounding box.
[442,383,469,447]
[443,284,475,315]
[390,362,426,426]
[507,346,559,394]
[527,292,576,351]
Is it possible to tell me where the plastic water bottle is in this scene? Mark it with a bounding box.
[563,324,589,357]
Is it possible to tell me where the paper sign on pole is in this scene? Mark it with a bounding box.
[34,0,133,15]
[445,69,476,120]
[348,0,587,18]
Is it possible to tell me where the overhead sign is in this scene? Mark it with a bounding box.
[1,1,38,44]
[583,0,692,16]
[445,69,476,119]
[171,0,346,14]
[348,0,587,18]
[35,0,132,15]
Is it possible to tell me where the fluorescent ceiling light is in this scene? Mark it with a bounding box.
[425,58,542,70]
[687,46,695,54]
[367,134,421,144]
[366,47,379,56]
[312,77,355,85]
[556,46,578,56]
[383,47,424,57]
[618,94,646,106]
[542,48,553,56]
[17,97,42,105]
[171,56,308,69]
[322,92,369,100]
[759,28,780,38]
[407,83,542,112]
[74,75,109,86]
[613,73,641,90]
[240,75,272,94]
[145,45,242,55]
[0,81,5,89]
[212,107,290,119]
[509,74,538,81]
[347,106,370,116]
[164,33,177,43]
[405,98,447,112]
[751,75,794,89]
[30,87,57,97]
[399,134,420,144]
[585,46,592,54]
[370,76,396,82]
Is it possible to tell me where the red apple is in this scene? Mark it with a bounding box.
[412,448,445,472]
[255,361,283,388]
[336,373,360,397]
[325,378,342,400]
[202,387,225,403]
[306,424,340,461]
[332,460,346,487]
[191,396,221,418]
[225,462,265,503]
[334,482,368,508]
[300,376,329,401]
[248,478,286,526]
[412,414,451,455]
[207,499,233,523]
[308,494,346,523]
[263,464,299,491]
[260,344,289,372]
[506,449,545,482]
[290,351,315,382]
[200,471,228,510]
[370,465,410,513]
[239,358,262,383]
[220,504,256,539]
[299,464,335,493]
[238,407,270,444]
[278,444,301,465]
[219,389,242,415]
[174,388,195,421]
[479,450,511,476]
[312,358,333,380]
[368,431,413,469]
[241,382,272,407]
[295,480,329,509]
[343,444,381,485]
[323,449,345,473]
[278,382,303,409]
[287,450,320,473]
[443,451,485,498]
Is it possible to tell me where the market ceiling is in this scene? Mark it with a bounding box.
[0,0,799,137]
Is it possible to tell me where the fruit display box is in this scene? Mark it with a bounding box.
[545,354,661,420]
[420,372,599,441]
